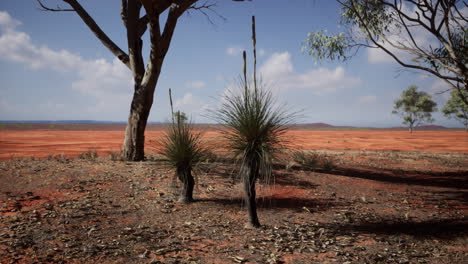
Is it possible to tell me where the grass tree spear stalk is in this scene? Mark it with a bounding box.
[252,16,257,91]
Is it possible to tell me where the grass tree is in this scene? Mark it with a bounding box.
[442,90,468,132]
[159,89,205,203]
[392,85,437,133]
[216,16,293,228]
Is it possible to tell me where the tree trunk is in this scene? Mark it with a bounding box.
[243,159,261,228]
[409,124,413,133]
[177,166,194,203]
[122,84,155,161]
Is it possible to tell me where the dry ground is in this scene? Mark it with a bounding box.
[0,148,467,264]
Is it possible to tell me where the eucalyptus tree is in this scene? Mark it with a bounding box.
[305,0,468,105]
[392,85,438,132]
[442,90,468,131]
[36,0,248,161]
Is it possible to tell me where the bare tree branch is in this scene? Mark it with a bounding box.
[126,1,145,84]
[141,0,197,88]
[63,0,130,68]
[36,0,74,11]
[188,1,227,25]
[137,15,149,37]
[37,0,130,68]
[346,0,459,82]
[121,0,128,27]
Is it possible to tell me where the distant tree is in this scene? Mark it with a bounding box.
[442,90,468,131]
[173,111,188,124]
[305,0,468,105]
[36,0,248,161]
[392,85,437,133]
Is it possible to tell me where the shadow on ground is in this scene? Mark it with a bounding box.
[200,196,347,213]
[331,218,468,240]
[289,164,468,190]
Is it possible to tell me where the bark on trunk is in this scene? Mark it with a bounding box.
[243,159,261,228]
[122,84,155,161]
[177,166,194,203]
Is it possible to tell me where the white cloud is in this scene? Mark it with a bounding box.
[226,46,243,56]
[260,52,293,77]
[0,11,20,32]
[174,93,195,108]
[258,49,266,56]
[71,58,132,97]
[185,80,206,89]
[0,11,133,118]
[357,95,377,104]
[173,93,211,121]
[260,52,361,94]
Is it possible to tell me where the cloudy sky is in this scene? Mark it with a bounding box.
[0,0,461,127]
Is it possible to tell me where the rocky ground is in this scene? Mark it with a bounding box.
[0,150,467,264]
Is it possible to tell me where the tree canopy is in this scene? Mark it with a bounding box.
[442,90,468,130]
[305,0,468,105]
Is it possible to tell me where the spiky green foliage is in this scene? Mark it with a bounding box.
[392,85,437,133]
[292,150,319,169]
[442,90,468,131]
[304,0,468,105]
[159,116,205,203]
[217,80,291,180]
[159,91,205,203]
[159,115,205,170]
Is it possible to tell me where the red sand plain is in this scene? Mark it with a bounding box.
[0,129,466,160]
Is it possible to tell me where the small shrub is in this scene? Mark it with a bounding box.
[78,149,98,160]
[108,151,122,161]
[292,150,336,171]
[203,150,219,163]
[54,153,69,163]
[292,150,319,168]
[322,155,336,171]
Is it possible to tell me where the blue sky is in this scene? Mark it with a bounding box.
[0,0,460,127]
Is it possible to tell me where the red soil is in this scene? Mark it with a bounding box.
[0,128,467,263]
[0,130,466,160]
[288,130,467,153]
